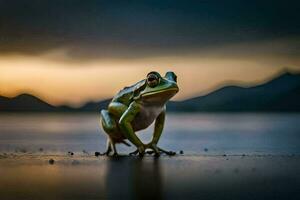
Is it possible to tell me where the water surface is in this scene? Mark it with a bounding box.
[0,113,300,155]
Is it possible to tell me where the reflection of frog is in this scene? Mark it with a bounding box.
[100,71,179,157]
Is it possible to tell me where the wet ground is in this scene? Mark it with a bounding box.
[1,113,300,199]
[1,154,300,200]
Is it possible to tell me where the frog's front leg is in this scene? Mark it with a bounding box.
[146,109,176,156]
[119,102,146,156]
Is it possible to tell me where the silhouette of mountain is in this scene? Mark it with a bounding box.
[0,71,300,112]
[0,94,111,112]
[0,94,57,112]
[168,71,300,112]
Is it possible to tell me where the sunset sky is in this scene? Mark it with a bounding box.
[0,1,299,107]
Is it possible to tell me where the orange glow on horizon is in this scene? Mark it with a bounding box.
[1,42,300,107]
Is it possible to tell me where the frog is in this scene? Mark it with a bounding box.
[100,71,179,157]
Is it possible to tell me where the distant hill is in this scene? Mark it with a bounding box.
[1,71,300,112]
[0,94,111,112]
[168,71,300,112]
[0,94,57,112]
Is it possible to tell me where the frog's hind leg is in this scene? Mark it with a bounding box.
[100,138,119,156]
[101,109,118,134]
[101,106,131,157]
[101,139,112,156]
[100,109,119,156]
[110,140,119,157]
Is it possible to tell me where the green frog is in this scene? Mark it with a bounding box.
[100,71,179,157]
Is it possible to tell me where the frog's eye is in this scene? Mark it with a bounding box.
[147,73,160,87]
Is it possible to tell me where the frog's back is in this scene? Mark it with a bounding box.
[111,80,146,106]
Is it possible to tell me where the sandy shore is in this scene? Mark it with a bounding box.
[1,154,300,200]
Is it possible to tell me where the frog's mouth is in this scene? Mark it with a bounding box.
[142,88,178,97]
[140,87,179,103]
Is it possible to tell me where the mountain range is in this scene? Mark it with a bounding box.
[1,71,300,112]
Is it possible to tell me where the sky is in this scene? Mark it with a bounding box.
[0,0,299,106]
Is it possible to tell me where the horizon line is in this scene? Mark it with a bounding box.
[1,68,299,108]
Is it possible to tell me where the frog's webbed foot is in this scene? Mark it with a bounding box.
[129,150,145,157]
[157,147,176,156]
[144,143,160,157]
[97,148,112,156]
[129,146,175,156]
[100,151,110,156]
[99,139,120,157]
[111,152,119,157]
[98,139,113,156]
[129,149,158,156]
[129,146,145,157]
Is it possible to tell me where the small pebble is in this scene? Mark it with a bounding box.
[204,148,208,152]
[49,159,55,165]
[179,150,184,154]
[39,148,43,152]
[223,154,227,157]
[68,151,74,156]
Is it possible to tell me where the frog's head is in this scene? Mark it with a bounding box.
[138,71,179,104]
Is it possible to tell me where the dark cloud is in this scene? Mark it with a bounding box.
[0,0,299,59]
